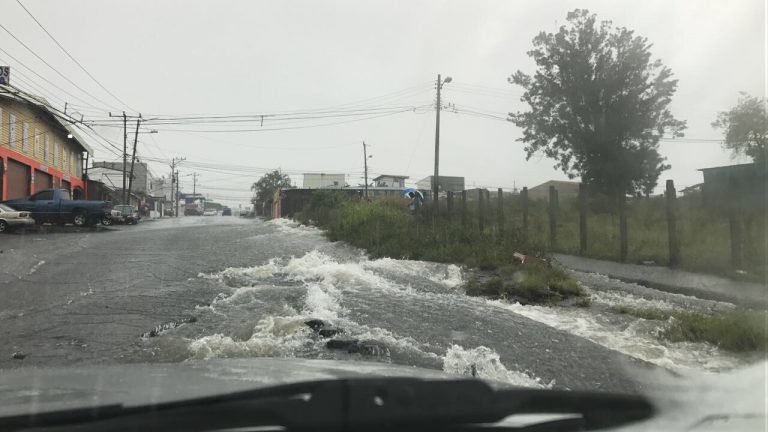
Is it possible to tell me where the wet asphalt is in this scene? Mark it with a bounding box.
[0,216,662,393]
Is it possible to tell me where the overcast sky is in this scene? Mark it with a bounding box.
[1,0,765,206]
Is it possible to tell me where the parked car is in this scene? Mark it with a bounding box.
[222,208,232,216]
[203,209,217,216]
[108,205,141,225]
[0,203,35,233]
[2,189,112,227]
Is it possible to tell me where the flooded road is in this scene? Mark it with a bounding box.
[0,217,759,394]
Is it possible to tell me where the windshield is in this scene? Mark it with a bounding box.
[0,1,765,430]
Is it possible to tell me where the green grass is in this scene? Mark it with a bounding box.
[610,306,768,352]
[459,263,586,305]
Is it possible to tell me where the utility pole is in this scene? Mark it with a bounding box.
[127,118,141,204]
[362,141,369,200]
[433,74,452,212]
[109,111,141,204]
[192,172,199,196]
[168,157,185,217]
[175,170,180,218]
[122,112,126,204]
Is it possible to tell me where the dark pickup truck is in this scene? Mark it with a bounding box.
[2,189,112,227]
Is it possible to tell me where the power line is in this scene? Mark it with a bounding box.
[146,107,428,133]
[14,0,136,112]
[0,21,119,110]
[0,47,107,110]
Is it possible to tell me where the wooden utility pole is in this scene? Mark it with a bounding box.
[579,183,588,254]
[548,186,558,249]
[169,157,185,217]
[665,180,680,267]
[126,118,141,204]
[362,141,369,200]
[122,112,126,203]
[109,111,141,204]
[192,172,199,196]
[521,187,529,242]
[497,188,504,238]
[433,74,451,214]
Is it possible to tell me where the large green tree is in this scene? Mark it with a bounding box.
[712,93,767,163]
[251,170,292,207]
[509,9,686,198]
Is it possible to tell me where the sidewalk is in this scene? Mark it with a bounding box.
[553,253,768,308]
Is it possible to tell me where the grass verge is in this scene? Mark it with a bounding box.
[611,306,768,352]
[296,193,585,305]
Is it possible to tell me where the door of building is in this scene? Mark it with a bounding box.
[35,169,53,191]
[6,158,31,199]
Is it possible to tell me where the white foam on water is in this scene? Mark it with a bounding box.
[362,257,464,290]
[188,315,314,360]
[442,345,552,388]
[484,299,746,372]
[266,218,321,235]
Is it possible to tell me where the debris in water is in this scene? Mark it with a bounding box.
[11,352,26,360]
[305,319,343,338]
[512,251,548,265]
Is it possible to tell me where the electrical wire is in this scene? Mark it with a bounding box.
[0,21,119,111]
[15,0,136,112]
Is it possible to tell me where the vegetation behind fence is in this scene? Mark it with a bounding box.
[288,184,765,280]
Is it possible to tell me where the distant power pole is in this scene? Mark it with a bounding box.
[168,157,185,217]
[109,111,141,204]
[175,170,180,218]
[192,172,199,196]
[433,74,452,211]
[126,118,141,203]
[362,141,369,199]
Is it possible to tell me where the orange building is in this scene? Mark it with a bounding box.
[0,86,92,200]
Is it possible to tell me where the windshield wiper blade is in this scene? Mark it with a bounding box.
[1,378,654,432]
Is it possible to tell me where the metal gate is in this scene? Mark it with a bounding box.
[62,179,71,193]
[6,158,30,199]
[35,169,53,190]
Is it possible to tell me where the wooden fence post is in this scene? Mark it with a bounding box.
[461,190,468,227]
[497,188,504,238]
[728,176,743,269]
[665,180,680,267]
[478,189,486,233]
[521,187,528,242]
[618,194,628,263]
[548,186,558,249]
[578,183,587,254]
[447,191,454,217]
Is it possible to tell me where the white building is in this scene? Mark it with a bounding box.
[303,173,345,189]
[373,174,408,189]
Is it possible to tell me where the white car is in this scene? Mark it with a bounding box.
[203,209,217,216]
[0,203,35,233]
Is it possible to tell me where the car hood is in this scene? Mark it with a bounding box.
[0,359,466,418]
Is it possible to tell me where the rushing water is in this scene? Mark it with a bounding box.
[134,218,760,393]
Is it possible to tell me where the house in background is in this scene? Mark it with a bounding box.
[527,180,580,201]
[0,85,92,201]
[699,162,766,211]
[373,174,408,189]
[303,173,345,189]
[416,176,465,193]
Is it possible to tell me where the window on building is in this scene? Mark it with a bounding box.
[54,141,59,167]
[34,130,40,158]
[22,122,29,153]
[8,114,16,148]
[44,135,50,162]
[62,150,68,173]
